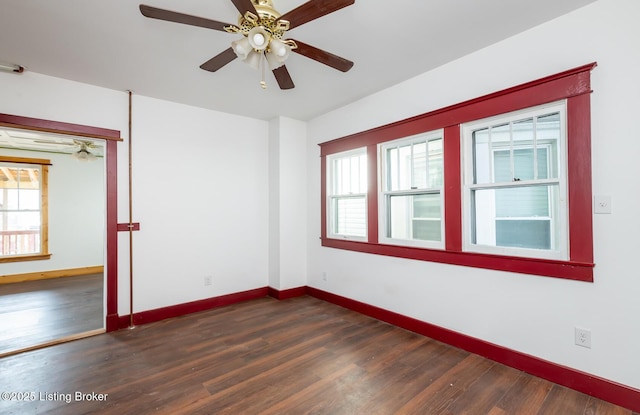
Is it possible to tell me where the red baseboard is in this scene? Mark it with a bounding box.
[268,286,307,300]
[116,287,269,329]
[306,286,640,413]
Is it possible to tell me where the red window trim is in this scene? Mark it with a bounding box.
[320,63,596,281]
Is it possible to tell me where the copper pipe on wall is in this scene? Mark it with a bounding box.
[128,90,135,329]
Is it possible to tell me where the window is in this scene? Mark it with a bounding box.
[319,62,596,281]
[327,148,367,240]
[462,103,567,260]
[379,131,444,248]
[0,156,50,262]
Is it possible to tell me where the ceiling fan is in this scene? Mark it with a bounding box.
[34,139,100,161]
[139,0,355,89]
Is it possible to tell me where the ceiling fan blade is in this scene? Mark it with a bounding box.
[277,0,355,30]
[229,0,258,16]
[139,4,233,32]
[290,40,353,72]
[272,66,295,90]
[200,48,238,72]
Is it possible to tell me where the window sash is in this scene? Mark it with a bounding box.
[379,132,444,248]
[327,148,368,241]
[463,102,567,260]
[0,160,48,260]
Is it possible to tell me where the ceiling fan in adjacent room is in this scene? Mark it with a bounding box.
[33,139,100,161]
[139,0,355,89]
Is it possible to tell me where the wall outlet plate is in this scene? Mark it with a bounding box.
[593,195,612,214]
[575,327,591,348]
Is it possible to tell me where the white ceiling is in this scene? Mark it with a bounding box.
[0,0,597,121]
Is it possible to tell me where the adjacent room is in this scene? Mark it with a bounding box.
[0,0,638,413]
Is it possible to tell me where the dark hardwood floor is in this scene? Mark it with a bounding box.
[0,296,635,415]
[0,274,103,356]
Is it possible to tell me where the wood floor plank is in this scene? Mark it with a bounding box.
[536,383,591,415]
[0,296,634,415]
[0,274,103,355]
[495,371,554,415]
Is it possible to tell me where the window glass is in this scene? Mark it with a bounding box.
[380,132,444,247]
[0,163,44,258]
[464,104,566,259]
[327,149,367,240]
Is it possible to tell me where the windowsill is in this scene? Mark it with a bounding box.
[321,238,593,282]
[0,253,52,264]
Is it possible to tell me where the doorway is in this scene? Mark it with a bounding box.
[0,114,121,356]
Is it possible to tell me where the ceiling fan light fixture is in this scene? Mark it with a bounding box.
[269,38,290,58]
[71,142,97,162]
[72,148,96,162]
[244,50,263,70]
[265,50,284,70]
[231,37,252,59]
[248,26,270,50]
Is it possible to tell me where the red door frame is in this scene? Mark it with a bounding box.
[0,113,121,331]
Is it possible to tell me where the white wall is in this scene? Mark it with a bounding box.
[0,147,104,274]
[268,117,308,290]
[130,95,269,312]
[306,0,640,390]
[0,71,270,316]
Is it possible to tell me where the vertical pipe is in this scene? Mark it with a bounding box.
[128,90,135,329]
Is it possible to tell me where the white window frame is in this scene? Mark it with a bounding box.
[461,101,568,260]
[378,130,445,249]
[326,147,368,241]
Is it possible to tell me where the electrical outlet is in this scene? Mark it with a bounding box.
[593,195,612,214]
[322,272,328,281]
[575,327,591,348]
[204,275,212,286]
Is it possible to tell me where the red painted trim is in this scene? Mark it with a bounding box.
[116,222,141,232]
[105,140,119,331]
[268,286,308,300]
[567,94,594,264]
[321,239,593,281]
[0,113,122,141]
[319,62,597,156]
[319,63,597,281]
[307,287,640,413]
[443,125,462,251]
[0,113,122,331]
[118,287,269,328]
[320,155,327,239]
[366,145,378,243]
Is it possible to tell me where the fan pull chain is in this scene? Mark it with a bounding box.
[260,52,267,89]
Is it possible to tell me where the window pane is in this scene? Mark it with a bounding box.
[4,189,19,210]
[513,118,534,181]
[537,113,560,179]
[473,128,491,184]
[332,153,367,195]
[18,189,40,210]
[388,193,441,242]
[413,142,427,189]
[398,144,411,190]
[496,220,551,250]
[429,139,443,187]
[495,186,550,217]
[333,197,366,237]
[472,185,558,250]
[0,212,41,256]
[387,147,398,191]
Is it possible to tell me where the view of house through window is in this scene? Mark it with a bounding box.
[463,103,566,259]
[0,158,48,260]
[380,131,444,247]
